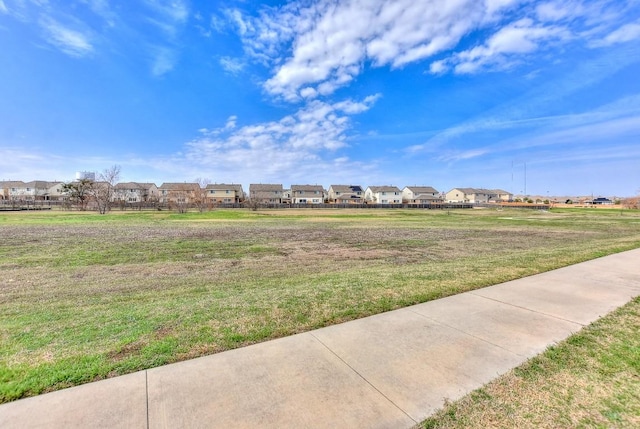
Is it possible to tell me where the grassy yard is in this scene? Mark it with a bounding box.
[1,207,639,403]
[419,296,640,428]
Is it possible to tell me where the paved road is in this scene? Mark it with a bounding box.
[1,248,639,428]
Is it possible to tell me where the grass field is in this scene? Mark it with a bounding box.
[1,207,639,403]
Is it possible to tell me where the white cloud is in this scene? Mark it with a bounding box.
[219,56,244,75]
[0,1,8,14]
[590,21,640,47]
[230,0,637,100]
[39,16,94,57]
[444,18,570,74]
[183,95,380,180]
[150,46,176,76]
[143,0,189,25]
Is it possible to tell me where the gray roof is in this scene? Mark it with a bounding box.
[114,182,157,190]
[205,183,244,192]
[335,193,364,201]
[367,186,401,193]
[404,186,439,194]
[158,183,201,191]
[330,185,363,193]
[249,184,283,192]
[291,184,324,192]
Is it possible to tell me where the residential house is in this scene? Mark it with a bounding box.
[590,197,614,205]
[402,186,441,204]
[113,182,159,204]
[291,185,324,204]
[0,180,50,201]
[205,183,244,204]
[0,181,24,201]
[249,184,283,204]
[364,186,402,204]
[327,185,364,204]
[282,188,292,204]
[45,182,66,201]
[492,189,513,202]
[446,188,511,203]
[158,183,201,205]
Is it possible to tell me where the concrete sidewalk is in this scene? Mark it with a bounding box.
[1,249,639,428]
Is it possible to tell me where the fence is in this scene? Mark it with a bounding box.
[1,199,551,212]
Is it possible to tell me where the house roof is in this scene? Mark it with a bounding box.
[367,186,401,193]
[335,193,364,201]
[291,184,324,192]
[330,185,363,193]
[0,181,26,188]
[158,182,201,191]
[205,183,244,192]
[249,184,283,192]
[450,187,496,195]
[404,186,439,194]
[114,182,157,190]
[23,180,51,188]
[411,194,442,200]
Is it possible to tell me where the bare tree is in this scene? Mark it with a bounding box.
[92,165,121,214]
[194,177,211,212]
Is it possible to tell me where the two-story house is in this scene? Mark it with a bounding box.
[402,186,441,204]
[205,183,244,204]
[113,182,159,204]
[249,184,283,204]
[291,185,324,204]
[327,185,364,204]
[446,188,514,203]
[364,186,402,204]
[158,183,201,205]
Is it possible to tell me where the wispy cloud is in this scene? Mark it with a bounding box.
[590,20,640,47]
[434,18,570,74]
[219,57,245,75]
[39,16,94,57]
[150,45,177,76]
[183,95,381,182]
[0,1,8,15]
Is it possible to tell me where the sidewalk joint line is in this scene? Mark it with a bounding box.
[308,332,417,425]
[406,308,526,358]
[468,292,587,326]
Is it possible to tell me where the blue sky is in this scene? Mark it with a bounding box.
[1,0,639,196]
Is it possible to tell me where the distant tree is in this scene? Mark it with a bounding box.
[62,179,93,210]
[194,177,210,212]
[91,165,121,214]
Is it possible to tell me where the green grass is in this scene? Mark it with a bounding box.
[419,296,640,429]
[1,207,640,403]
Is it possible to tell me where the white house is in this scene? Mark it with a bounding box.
[402,186,441,204]
[364,186,402,204]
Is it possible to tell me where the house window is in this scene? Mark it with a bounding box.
[226,190,230,194]
[382,192,386,195]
